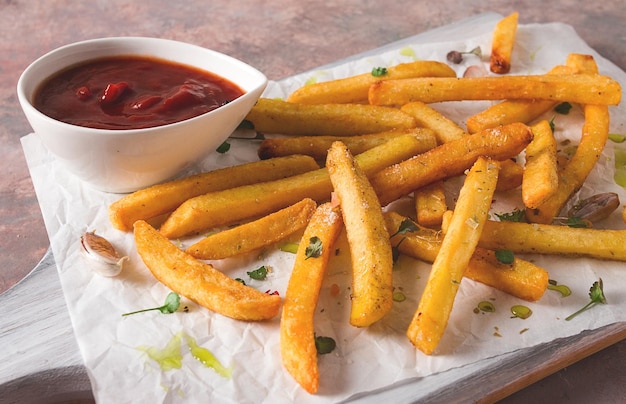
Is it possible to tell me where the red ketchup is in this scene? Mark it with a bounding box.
[34,56,245,130]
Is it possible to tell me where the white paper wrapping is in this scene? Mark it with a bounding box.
[21,14,626,404]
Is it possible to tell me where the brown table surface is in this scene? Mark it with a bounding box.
[1,1,625,402]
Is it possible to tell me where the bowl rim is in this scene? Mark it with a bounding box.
[16,36,268,135]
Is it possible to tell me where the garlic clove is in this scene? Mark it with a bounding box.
[567,192,620,223]
[80,231,129,277]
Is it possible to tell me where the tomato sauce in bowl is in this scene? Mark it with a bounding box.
[33,55,245,130]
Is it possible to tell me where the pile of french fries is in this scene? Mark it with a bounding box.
[108,12,624,394]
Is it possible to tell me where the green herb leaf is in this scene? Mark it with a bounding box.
[554,102,572,115]
[390,218,419,238]
[495,249,515,264]
[565,217,590,228]
[314,335,336,354]
[235,278,246,285]
[305,236,323,259]
[247,266,268,280]
[495,209,525,222]
[237,120,255,130]
[548,115,556,132]
[216,141,231,154]
[122,292,181,316]
[566,278,607,321]
[371,67,388,77]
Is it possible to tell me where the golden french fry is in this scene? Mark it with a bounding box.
[522,120,559,209]
[465,65,578,133]
[286,61,456,104]
[245,98,416,136]
[280,202,343,394]
[526,57,610,223]
[327,141,393,327]
[257,128,436,161]
[371,122,533,206]
[400,101,466,144]
[490,12,519,74]
[400,101,523,191]
[407,157,500,354]
[415,181,447,227]
[465,248,548,302]
[384,211,548,301]
[186,198,317,260]
[160,134,432,238]
[472,219,626,261]
[368,74,621,106]
[109,155,319,232]
[133,220,281,321]
[566,53,599,74]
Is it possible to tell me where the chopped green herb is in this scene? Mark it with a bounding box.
[565,278,607,321]
[495,249,515,264]
[314,335,336,354]
[237,120,255,130]
[247,266,268,280]
[235,278,246,285]
[565,217,591,228]
[305,236,323,259]
[554,102,572,114]
[215,141,231,154]
[495,209,526,222]
[371,67,388,77]
[390,218,419,238]
[548,115,556,132]
[122,292,181,316]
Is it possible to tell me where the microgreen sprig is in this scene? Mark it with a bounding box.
[565,278,607,321]
[122,292,181,316]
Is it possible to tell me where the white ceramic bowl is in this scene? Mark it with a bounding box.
[17,37,267,193]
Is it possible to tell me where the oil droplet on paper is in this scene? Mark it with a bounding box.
[137,331,232,378]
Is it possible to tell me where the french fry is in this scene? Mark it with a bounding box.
[326,141,393,327]
[286,61,456,104]
[109,155,319,232]
[566,53,599,74]
[526,57,611,223]
[280,202,343,394]
[245,98,417,136]
[384,212,548,302]
[471,219,626,261]
[465,65,578,133]
[465,248,548,302]
[160,134,432,238]
[368,74,621,106]
[399,101,524,191]
[133,220,281,321]
[186,198,317,260]
[371,122,533,206]
[522,120,559,209]
[407,157,500,354]
[414,181,447,227]
[490,12,519,74]
[400,101,466,144]
[257,128,436,161]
